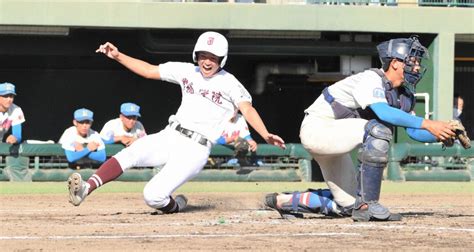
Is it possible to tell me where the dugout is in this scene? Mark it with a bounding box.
[0,143,313,182]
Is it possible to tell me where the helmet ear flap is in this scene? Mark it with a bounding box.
[380,58,393,71]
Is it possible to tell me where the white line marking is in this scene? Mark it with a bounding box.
[0,232,360,241]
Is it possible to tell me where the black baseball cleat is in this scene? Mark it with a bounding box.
[175,194,188,212]
[352,204,402,222]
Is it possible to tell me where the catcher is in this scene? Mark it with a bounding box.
[265,36,467,222]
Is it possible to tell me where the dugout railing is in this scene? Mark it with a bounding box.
[1,142,472,182]
[0,143,313,182]
[388,142,474,181]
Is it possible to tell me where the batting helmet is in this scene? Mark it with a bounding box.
[377,36,429,90]
[192,31,228,68]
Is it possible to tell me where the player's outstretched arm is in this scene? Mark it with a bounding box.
[238,102,286,149]
[370,102,455,141]
[95,42,161,80]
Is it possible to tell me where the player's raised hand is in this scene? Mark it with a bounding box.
[95,42,120,59]
[264,133,286,149]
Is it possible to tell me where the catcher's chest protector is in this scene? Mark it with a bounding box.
[370,69,415,113]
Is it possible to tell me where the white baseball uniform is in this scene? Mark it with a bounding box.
[113,62,252,209]
[99,118,146,141]
[220,114,252,141]
[59,126,105,151]
[0,104,25,140]
[300,69,387,207]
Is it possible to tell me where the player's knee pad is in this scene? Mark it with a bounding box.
[358,120,392,167]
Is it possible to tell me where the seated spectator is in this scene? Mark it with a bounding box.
[59,108,106,167]
[453,93,464,122]
[0,82,25,144]
[100,102,146,146]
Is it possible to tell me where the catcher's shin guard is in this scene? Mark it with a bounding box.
[353,165,401,222]
[265,189,346,218]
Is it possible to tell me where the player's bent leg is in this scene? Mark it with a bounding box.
[86,157,124,194]
[300,117,366,156]
[143,134,210,214]
[314,154,357,208]
[264,188,351,219]
[352,120,402,222]
[67,173,90,206]
[114,131,171,169]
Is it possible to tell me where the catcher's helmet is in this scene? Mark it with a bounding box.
[192,31,228,68]
[377,36,429,90]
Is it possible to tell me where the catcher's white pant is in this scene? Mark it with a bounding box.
[114,126,211,209]
[300,114,368,208]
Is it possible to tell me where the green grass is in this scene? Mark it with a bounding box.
[0,181,472,195]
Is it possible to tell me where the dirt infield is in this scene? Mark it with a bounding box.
[1,190,473,251]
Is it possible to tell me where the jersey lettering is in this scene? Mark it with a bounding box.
[182,78,194,94]
[212,91,223,105]
[199,89,209,97]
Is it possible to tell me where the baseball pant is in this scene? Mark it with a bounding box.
[114,126,211,209]
[300,114,368,208]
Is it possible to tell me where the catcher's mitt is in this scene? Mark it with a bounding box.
[442,120,471,149]
[233,138,250,157]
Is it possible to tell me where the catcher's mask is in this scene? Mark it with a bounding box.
[192,31,228,68]
[377,36,429,92]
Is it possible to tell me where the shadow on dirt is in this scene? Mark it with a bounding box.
[399,212,474,218]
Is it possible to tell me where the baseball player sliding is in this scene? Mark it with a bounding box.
[67,31,286,214]
[265,36,457,221]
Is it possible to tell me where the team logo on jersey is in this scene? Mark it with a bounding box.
[207,37,214,45]
[373,87,385,99]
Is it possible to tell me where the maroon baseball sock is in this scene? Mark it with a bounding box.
[87,157,123,194]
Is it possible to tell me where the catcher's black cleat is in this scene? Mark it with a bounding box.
[264,193,303,219]
[352,204,402,222]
